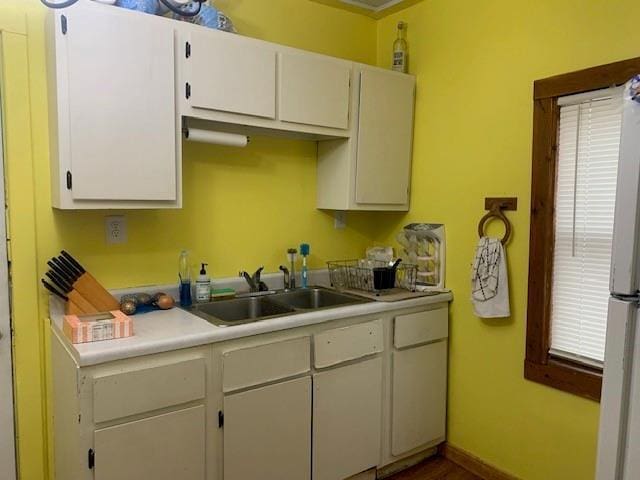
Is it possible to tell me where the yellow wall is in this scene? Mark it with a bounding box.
[376,1,637,479]
[1,1,378,479]
[4,0,638,479]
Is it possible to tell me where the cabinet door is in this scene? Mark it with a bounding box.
[224,377,311,480]
[355,69,415,205]
[391,341,447,456]
[278,52,351,129]
[63,5,177,201]
[188,30,276,119]
[93,405,205,480]
[313,357,383,480]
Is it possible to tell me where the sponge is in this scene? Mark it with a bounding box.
[211,288,236,301]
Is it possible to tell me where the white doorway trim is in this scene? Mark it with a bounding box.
[0,44,17,480]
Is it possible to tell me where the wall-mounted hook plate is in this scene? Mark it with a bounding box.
[485,197,518,211]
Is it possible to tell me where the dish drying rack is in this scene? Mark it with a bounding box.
[327,260,417,294]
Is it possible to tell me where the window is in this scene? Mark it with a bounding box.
[525,57,640,402]
[551,87,623,366]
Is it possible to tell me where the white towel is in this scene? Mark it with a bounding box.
[471,237,510,318]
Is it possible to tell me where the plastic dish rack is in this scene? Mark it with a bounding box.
[327,260,418,293]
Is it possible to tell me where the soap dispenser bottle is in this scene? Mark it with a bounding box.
[196,263,211,303]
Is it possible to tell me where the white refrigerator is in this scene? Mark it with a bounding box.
[597,76,640,480]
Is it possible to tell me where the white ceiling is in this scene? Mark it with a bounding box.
[309,0,423,18]
[339,0,406,12]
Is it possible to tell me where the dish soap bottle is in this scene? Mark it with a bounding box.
[392,21,408,73]
[196,263,211,303]
[300,243,310,288]
[178,250,192,307]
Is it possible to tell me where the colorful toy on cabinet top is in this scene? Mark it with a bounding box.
[396,223,446,291]
[630,75,640,104]
[40,0,237,33]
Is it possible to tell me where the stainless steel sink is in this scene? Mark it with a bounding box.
[270,288,367,310]
[190,296,295,326]
[185,287,370,327]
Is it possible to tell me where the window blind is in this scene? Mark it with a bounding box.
[550,86,624,365]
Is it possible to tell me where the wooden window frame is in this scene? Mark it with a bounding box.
[525,57,640,402]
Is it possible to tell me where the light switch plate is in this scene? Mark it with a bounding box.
[334,211,347,230]
[105,215,127,244]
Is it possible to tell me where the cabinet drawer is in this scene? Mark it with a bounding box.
[314,319,383,368]
[223,337,310,393]
[93,358,205,423]
[394,308,448,348]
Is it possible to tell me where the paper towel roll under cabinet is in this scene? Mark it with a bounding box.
[184,128,249,147]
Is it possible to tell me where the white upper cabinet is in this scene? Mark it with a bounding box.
[178,29,352,138]
[186,29,277,119]
[278,52,351,129]
[47,2,180,209]
[317,66,416,211]
[355,68,415,205]
[46,3,415,210]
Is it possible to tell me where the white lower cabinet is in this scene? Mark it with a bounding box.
[52,304,450,480]
[223,377,312,480]
[391,342,447,456]
[94,406,206,480]
[313,357,383,480]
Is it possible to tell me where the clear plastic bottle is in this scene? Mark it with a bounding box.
[195,263,211,303]
[178,250,192,307]
[392,21,408,73]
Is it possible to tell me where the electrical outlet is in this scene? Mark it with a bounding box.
[105,215,127,244]
[334,211,346,230]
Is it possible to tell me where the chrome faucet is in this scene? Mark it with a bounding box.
[287,248,297,289]
[239,267,269,292]
[279,265,293,290]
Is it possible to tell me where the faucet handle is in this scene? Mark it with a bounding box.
[253,266,265,281]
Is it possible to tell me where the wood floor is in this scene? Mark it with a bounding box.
[388,456,481,480]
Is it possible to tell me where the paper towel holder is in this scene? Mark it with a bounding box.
[182,127,250,147]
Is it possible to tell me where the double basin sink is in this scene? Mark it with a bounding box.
[187,287,370,327]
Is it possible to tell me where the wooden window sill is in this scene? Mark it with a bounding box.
[524,358,602,402]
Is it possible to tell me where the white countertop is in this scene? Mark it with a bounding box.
[50,290,453,367]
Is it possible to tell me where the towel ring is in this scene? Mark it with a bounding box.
[478,208,512,245]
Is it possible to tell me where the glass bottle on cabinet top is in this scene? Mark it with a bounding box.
[392,21,408,73]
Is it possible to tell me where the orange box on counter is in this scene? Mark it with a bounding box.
[63,310,134,344]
